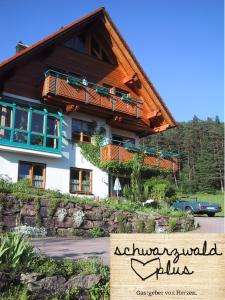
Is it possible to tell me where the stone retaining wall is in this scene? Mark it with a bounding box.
[0,193,195,236]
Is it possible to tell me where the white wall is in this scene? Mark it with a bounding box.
[111,127,140,144]
[0,93,139,198]
[0,103,109,198]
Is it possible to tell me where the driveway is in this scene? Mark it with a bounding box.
[32,237,110,265]
[194,216,224,233]
[32,217,224,265]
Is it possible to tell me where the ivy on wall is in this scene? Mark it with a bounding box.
[79,135,170,177]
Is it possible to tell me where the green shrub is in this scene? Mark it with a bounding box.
[71,258,107,277]
[117,220,127,233]
[88,227,105,238]
[30,257,62,277]
[158,207,186,217]
[143,177,176,206]
[30,257,109,280]
[122,184,132,200]
[130,153,144,203]
[168,218,177,232]
[126,222,132,233]
[89,282,110,300]
[105,199,138,213]
[12,179,32,193]
[145,219,155,233]
[62,259,78,277]
[0,175,13,193]
[0,233,34,272]
[1,286,30,300]
[135,220,145,233]
[116,213,129,233]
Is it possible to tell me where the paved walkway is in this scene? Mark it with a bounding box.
[32,217,224,265]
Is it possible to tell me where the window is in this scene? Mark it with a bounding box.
[46,116,59,149]
[91,37,101,59]
[18,161,46,189]
[90,36,111,63]
[72,119,92,143]
[112,135,135,146]
[70,168,92,194]
[31,112,44,146]
[63,32,112,64]
[63,33,86,53]
[0,100,62,153]
[0,105,12,141]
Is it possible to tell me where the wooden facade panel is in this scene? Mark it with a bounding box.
[42,73,143,118]
[100,144,178,171]
[3,44,138,101]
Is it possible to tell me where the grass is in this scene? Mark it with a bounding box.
[182,193,224,217]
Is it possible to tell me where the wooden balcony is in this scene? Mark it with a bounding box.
[100,143,179,171]
[42,70,143,118]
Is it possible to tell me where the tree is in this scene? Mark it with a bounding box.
[144,116,224,193]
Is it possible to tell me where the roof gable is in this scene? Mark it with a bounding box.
[0,7,176,132]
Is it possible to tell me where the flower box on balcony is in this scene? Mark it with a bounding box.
[67,77,83,88]
[121,94,133,104]
[144,148,158,157]
[95,87,109,96]
[124,144,139,152]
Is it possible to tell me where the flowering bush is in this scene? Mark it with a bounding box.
[73,210,85,227]
[15,225,47,237]
[57,208,67,222]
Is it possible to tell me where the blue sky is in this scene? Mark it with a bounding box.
[0,0,223,121]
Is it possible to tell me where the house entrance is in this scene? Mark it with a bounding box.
[108,174,130,197]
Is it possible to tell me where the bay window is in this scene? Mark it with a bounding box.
[0,100,63,153]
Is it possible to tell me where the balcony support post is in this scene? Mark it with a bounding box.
[58,113,63,152]
[118,146,121,163]
[27,107,32,145]
[112,96,115,111]
[10,103,16,143]
[55,74,59,96]
[43,109,48,147]
[85,86,89,104]
[136,102,139,118]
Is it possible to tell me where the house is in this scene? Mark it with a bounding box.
[0,7,178,198]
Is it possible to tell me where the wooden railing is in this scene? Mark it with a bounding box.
[100,144,179,171]
[42,70,143,118]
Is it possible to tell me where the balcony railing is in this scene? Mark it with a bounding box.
[100,139,179,171]
[0,100,63,154]
[42,69,143,118]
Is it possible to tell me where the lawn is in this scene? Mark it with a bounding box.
[191,193,224,217]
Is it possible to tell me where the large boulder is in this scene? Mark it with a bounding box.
[26,275,67,299]
[66,274,101,289]
[0,272,10,292]
[20,272,43,284]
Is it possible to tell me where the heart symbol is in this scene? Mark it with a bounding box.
[131,257,160,281]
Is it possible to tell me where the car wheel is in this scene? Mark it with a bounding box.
[207,213,215,217]
[185,207,193,215]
